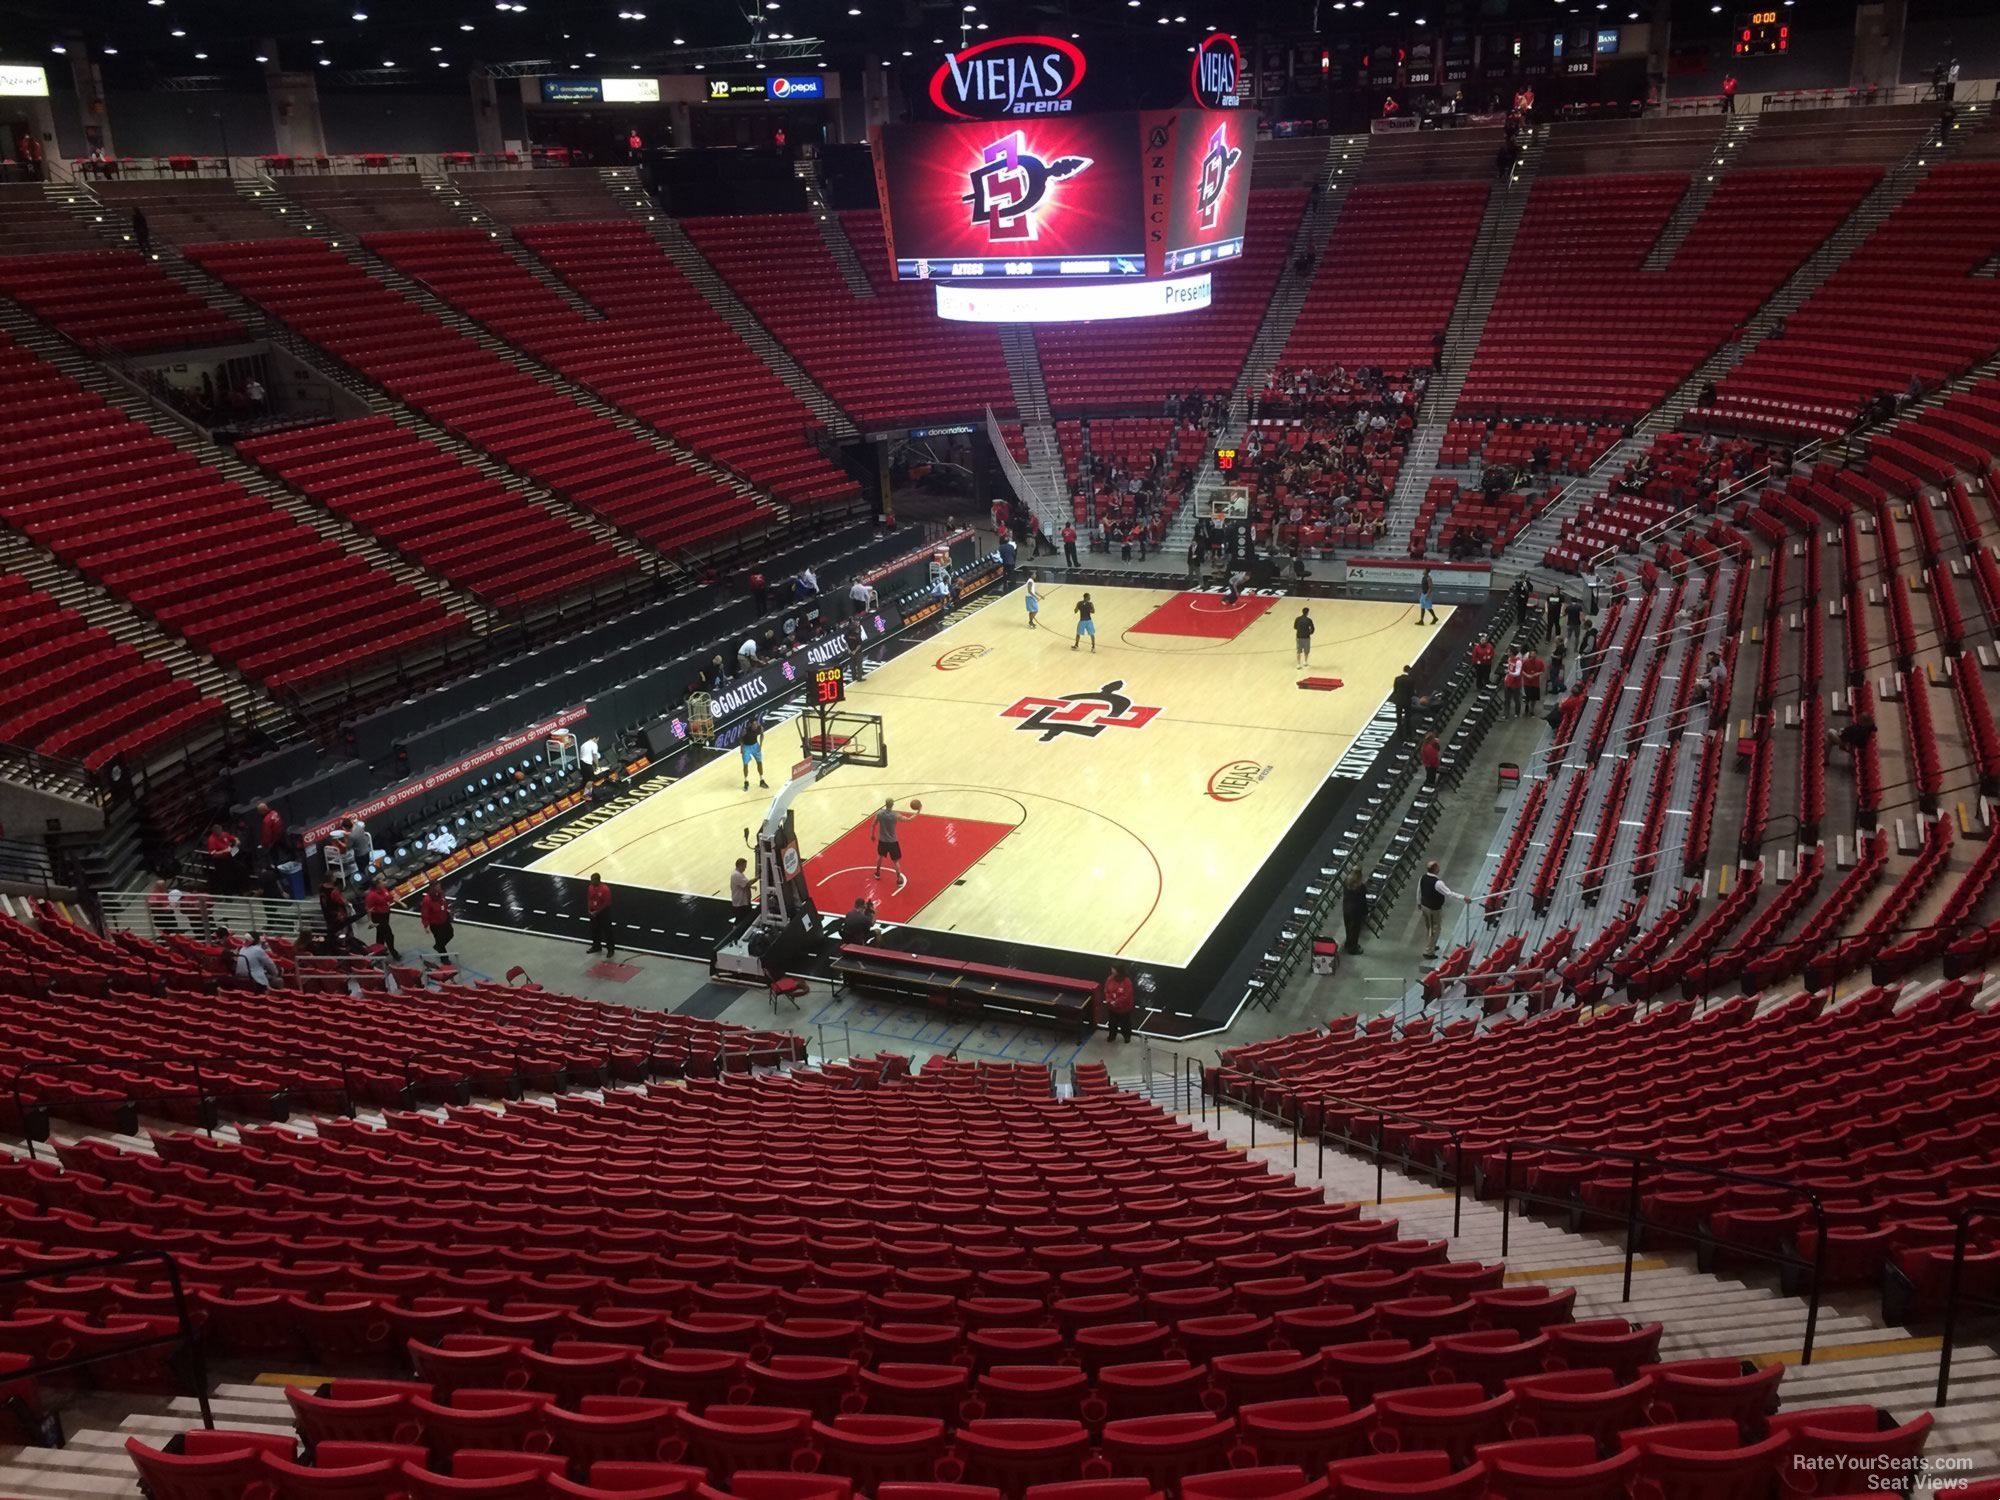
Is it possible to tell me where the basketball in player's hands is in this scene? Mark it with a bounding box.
[911,800,923,813]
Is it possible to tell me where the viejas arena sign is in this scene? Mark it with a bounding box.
[1191,33,1243,109]
[930,35,1087,120]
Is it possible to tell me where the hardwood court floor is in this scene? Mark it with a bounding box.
[523,583,1454,966]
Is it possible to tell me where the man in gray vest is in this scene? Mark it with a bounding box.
[1418,860,1470,960]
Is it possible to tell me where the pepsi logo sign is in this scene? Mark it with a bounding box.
[930,35,1086,120]
[1191,32,1243,109]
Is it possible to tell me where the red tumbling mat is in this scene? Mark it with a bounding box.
[1128,591,1278,641]
[806,809,1016,922]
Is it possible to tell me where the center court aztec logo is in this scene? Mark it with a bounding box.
[1195,123,1242,230]
[962,131,1092,243]
[1001,681,1160,742]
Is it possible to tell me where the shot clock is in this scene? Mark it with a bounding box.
[1735,11,1789,55]
[813,664,847,707]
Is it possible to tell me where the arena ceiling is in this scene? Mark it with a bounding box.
[0,0,1986,88]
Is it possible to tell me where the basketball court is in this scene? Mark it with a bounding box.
[519,581,1453,967]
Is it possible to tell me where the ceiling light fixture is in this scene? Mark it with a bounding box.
[460,22,473,30]
[352,10,367,19]
[194,50,208,58]
[695,62,704,68]
[255,53,269,61]
[319,57,331,65]
[441,60,451,67]
[672,35,684,42]
[50,44,65,53]
[102,46,117,54]
[170,27,185,36]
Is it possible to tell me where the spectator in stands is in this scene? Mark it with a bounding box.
[1564,594,1584,646]
[254,800,286,874]
[929,551,952,597]
[363,876,401,962]
[1543,591,1563,640]
[1341,868,1372,956]
[1721,73,1738,113]
[205,823,242,894]
[999,533,1017,582]
[1471,637,1495,690]
[1420,733,1443,788]
[1101,962,1137,1042]
[131,207,151,257]
[730,858,758,940]
[737,633,766,672]
[342,817,373,884]
[840,897,876,946]
[421,882,454,961]
[235,932,279,989]
[1577,619,1599,667]
[749,569,769,613]
[1548,638,1569,696]
[586,873,616,959]
[849,577,878,614]
[1416,860,1470,961]
[1523,649,1547,717]
[1502,651,1526,717]
[1829,712,1877,762]
[1062,521,1079,569]
[320,878,358,954]
[796,566,819,599]
[1382,95,1400,119]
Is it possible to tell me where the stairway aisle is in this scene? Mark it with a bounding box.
[1385,131,1547,544]
[1639,115,1760,272]
[794,157,875,298]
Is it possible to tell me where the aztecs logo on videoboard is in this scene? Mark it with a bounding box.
[962,130,1093,243]
[1194,122,1243,229]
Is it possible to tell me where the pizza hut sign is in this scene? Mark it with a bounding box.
[930,35,1087,119]
[1192,33,1244,109]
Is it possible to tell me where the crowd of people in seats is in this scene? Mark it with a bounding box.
[1258,362,1432,421]
[1618,430,1783,512]
[1163,387,1230,431]
[1234,365,1431,552]
[1071,427,1204,556]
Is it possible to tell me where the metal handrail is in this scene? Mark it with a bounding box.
[0,1249,213,1429]
[1200,1064,1830,1361]
[1934,1195,2000,1404]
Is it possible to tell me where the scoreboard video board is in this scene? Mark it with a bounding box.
[873,110,1255,283]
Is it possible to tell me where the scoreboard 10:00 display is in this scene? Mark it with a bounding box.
[1735,11,1789,54]
[812,664,846,707]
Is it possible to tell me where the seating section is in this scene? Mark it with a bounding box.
[683,212,1013,427]
[1035,190,1305,411]
[0,898,1944,1500]
[274,173,468,236]
[1702,162,2000,438]
[1280,183,1487,375]
[0,183,103,256]
[0,328,466,693]
[499,221,856,503]
[93,179,295,244]
[184,239,758,555]
[1460,167,1879,420]
[238,417,641,612]
[448,169,639,225]
[0,574,224,771]
[0,249,245,353]
[1221,980,2000,1305]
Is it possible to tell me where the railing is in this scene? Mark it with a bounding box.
[1933,1196,2000,1404]
[1200,1064,1835,1362]
[97,890,318,942]
[0,1249,213,1430]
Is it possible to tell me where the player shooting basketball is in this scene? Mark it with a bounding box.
[871,796,922,880]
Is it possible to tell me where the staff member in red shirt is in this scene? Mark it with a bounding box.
[1471,638,1495,690]
[1061,522,1079,569]
[1420,733,1443,788]
[420,883,454,961]
[1523,651,1547,716]
[363,875,401,962]
[586,873,616,960]
[1101,963,1137,1043]
[254,800,285,869]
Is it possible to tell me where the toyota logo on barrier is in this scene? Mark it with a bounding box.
[930,34,1087,120]
[1191,32,1243,108]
